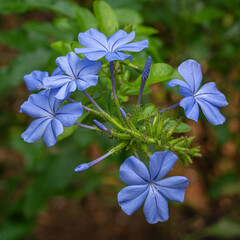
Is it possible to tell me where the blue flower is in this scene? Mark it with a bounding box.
[167,59,228,125]
[118,151,189,224]
[43,52,101,100]
[23,67,64,95]
[75,28,148,62]
[20,89,83,147]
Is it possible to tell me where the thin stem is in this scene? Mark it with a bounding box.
[110,61,117,99]
[134,152,140,159]
[74,122,96,130]
[67,97,77,103]
[83,90,105,114]
[67,98,93,112]
[159,103,179,113]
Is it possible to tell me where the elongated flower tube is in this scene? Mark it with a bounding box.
[93,120,112,134]
[20,89,83,147]
[118,151,189,224]
[75,28,148,62]
[43,52,101,100]
[167,59,228,125]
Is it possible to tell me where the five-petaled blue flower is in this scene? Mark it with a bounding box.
[23,67,64,95]
[43,52,101,100]
[167,59,228,125]
[118,151,189,224]
[20,89,83,147]
[75,28,148,62]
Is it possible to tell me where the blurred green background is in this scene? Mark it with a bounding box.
[0,0,239,239]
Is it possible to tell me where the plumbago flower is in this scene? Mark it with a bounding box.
[75,28,148,62]
[20,89,83,147]
[23,67,64,95]
[43,52,101,100]
[167,59,228,125]
[118,151,189,224]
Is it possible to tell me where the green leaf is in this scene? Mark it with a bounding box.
[51,40,72,55]
[93,1,119,37]
[165,120,191,133]
[203,218,240,239]
[193,7,225,23]
[138,104,156,122]
[75,7,98,31]
[57,125,77,142]
[114,8,143,26]
[0,48,51,90]
[136,25,158,36]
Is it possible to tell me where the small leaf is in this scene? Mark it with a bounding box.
[114,8,143,26]
[138,104,156,122]
[93,1,119,37]
[165,120,191,133]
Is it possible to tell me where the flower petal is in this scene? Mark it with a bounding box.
[118,185,149,215]
[78,28,108,51]
[167,79,192,97]
[74,48,107,61]
[115,39,149,52]
[178,59,202,94]
[105,52,132,62]
[43,118,63,147]
[76,75,98,91]
[77,58,101,76]
[56,52,83,79]
[56,102,83,127]
[43,75,72,89]
[109,30,135,51]
[143,188,169,223]
[196,98,226,125]
[48,89,64,113]
[51,67,64,76]
[195,82,228,107]
[149,151,178,181]
[24,70,48,91]
[21,117,51,143]
[179,96,200,123]
[119,156,150,185]
[154,176,189,202]
[54,81,76,100]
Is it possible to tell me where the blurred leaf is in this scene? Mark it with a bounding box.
[193,7,225,23]
[73,127,95,149]
[165,120,191,133]
[0,48,51,90]
[203,218,240,239]
[209,172,240,199]
[51,40,72,55]
[114,8,143,26]
[93,1,119,37]
[57,125,77,142]
[76,7,98,31]
[136,25,158,36]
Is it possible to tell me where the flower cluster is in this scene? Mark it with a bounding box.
[20,28,227,223]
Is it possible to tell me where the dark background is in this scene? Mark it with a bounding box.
[0,0,239,239]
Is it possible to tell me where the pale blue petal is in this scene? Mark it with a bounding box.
[179,96,199,123]
[24,70,48,91]
[56,52,82,79]
[196,98,226,125]
[76,75,98,91]
[56,102,83,127]
[78,28,108,50]
[118,185,149,215]
[143,188,169,223]
[43,75,72,89]
[105,52,132,62]
[149,151,178,181]
[48,89,64,113]
[109,31,135,51]
[74,48,107,61]
[154,176,189,202]
[115,39,149,52]
[77,58,101,76]
[178,59,202,94]
[51,67,64,76]
[21,117,51,143]
[43,118,63,147]
[54,81,76,100]
[38,89,50,96]
[119,156,150,185]
[195,82,228,107]
[167,79,192,97]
